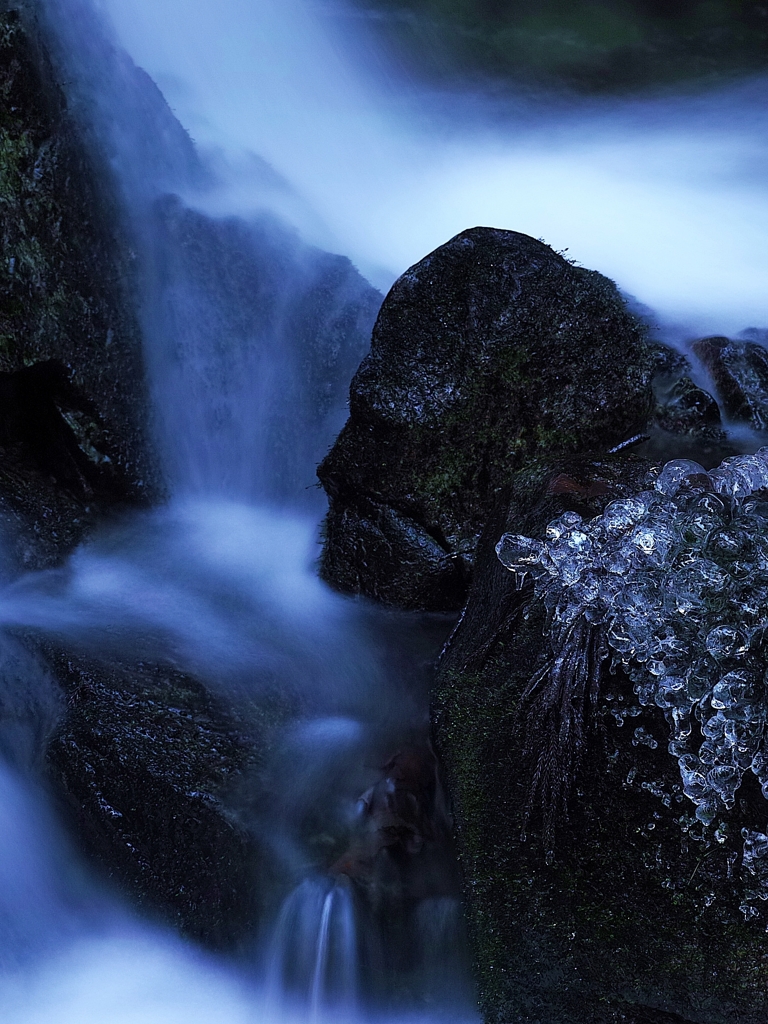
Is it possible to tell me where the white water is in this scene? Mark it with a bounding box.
[94,0,768,336]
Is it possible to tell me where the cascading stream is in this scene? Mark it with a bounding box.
[0,3,477,1019]
[265,878,358,1019]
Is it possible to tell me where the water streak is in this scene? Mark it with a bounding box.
[265,877,358,1020]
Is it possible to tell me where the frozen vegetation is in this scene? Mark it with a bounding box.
[497,449,768,916]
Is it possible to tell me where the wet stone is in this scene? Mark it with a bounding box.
[654,375,724,439]
[692,336,768,431]
[319,227,654,611]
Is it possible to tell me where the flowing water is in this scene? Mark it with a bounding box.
[96,0,768,335]
[3,0,768,1020]
[0,4,478,1019]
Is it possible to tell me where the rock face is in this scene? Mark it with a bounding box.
[692,336,768,432]
[433,455,768,1024]
[319,227,654,611]
[0,8,156,568]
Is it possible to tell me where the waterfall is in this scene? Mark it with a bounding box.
[265,878,358,1020]
[0,3,478,1019]
[0,0,763,1018]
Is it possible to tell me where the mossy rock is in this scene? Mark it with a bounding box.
[319,227,653,611]
[433,455,768,1024]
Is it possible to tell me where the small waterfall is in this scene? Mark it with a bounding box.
[0,3,479,1022]
[265,877,358,1020]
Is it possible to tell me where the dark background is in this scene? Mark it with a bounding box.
[354,0,768,93]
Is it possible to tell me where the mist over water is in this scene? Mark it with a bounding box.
[0,502,379,701]
[95,0,768,334]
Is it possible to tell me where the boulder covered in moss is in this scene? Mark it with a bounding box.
[433,454,768,1024]
[319,227,654,611]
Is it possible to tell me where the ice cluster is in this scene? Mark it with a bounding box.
[497,449,768,902]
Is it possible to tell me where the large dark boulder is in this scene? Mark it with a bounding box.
[433,455,768,1024]
[319,227,654,611]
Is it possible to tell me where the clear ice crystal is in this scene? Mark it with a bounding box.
[654,459,710,498]
[633,726,658,749]
[496,447,768,905]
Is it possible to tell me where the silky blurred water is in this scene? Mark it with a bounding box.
[0,493,474,1021]
[95,0,768,335]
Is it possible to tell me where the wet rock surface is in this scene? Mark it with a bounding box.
[645,343,726,457]
[654,375,724,440]
[42,648,283,949]
[319,227,654,611]
[0,9,153,471]
[0,9,155,567]
[692,336,768,432]
[433,453,768,1024]
[0,359,141,568]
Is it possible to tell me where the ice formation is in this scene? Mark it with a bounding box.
[497,449,768,901]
